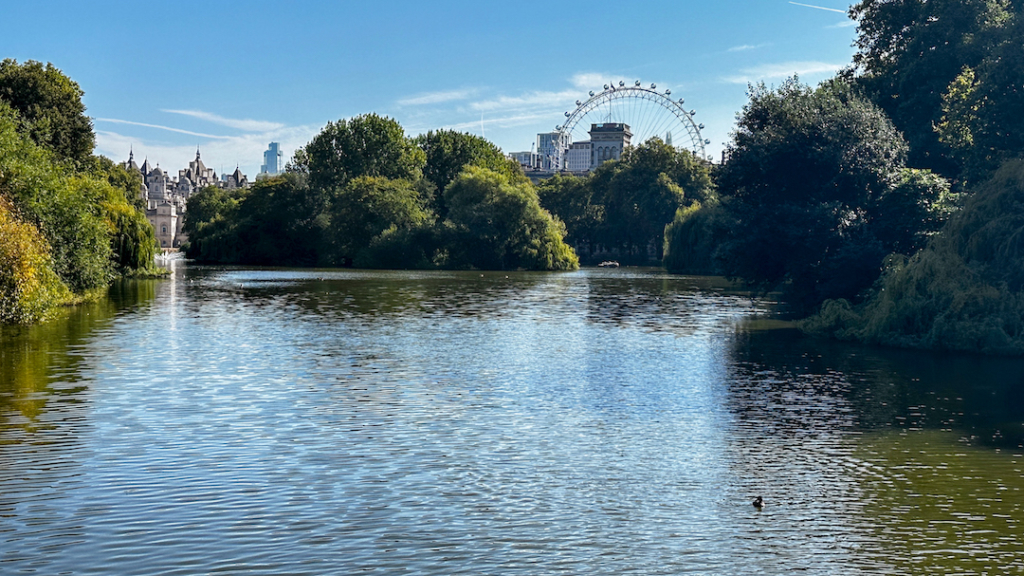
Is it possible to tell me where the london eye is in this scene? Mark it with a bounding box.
[553,80,710,168]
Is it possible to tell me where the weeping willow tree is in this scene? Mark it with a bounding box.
[805,159,1024,355]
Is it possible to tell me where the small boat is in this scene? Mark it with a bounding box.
[598,260,620,268]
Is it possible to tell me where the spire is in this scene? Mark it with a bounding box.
[196,146,201,161]
[129,145,134,162]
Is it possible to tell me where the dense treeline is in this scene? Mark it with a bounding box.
[0,60,158,324]
[661,0,1024,354]
[665,79,955,313]
[184,118,578,271]
[538,139,714,264]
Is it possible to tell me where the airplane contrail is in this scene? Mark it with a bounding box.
[789,2,847,14]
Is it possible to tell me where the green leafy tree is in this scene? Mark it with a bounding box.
[183,174,325,265]
[0,103,110,292]
[0,59,95,167]
[415,129,523,205]
[715,78,949,312]
[590,138,713,261]
[849,0,1014,178]
[936,14,1024,182]
[300,113,425,194]
[325,176,431,266]
[443,166,578,270]
[231,173,324,265]
[89,155,146,210]
[182,185,246,261]
[536,173,604,258]
[663,200,735,275]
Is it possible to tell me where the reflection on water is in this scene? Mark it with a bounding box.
[1,266,1022,575]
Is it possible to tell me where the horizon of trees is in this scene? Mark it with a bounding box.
[184,118,579,271]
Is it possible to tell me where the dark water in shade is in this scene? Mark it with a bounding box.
[1,263,1022,575]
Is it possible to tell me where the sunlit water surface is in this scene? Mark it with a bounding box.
[2,264,1022,575]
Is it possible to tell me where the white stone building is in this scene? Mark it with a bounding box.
[121,147,250,250]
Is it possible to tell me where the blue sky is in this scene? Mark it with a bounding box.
[1,0,858,179]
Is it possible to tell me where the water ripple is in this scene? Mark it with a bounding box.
[2,267,1022,574]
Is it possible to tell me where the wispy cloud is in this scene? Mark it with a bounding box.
[93,122,321,179]
[570,72,613,90]
[397,89,477,106]
[827,20,857,28]
[161,109,285,132]
[469,72,650,114]
[469,90,580,113]
[94,118,231,139]
[722,60,845,84]
[444,112,554,134]
[789,2,846,14]
[727,43,770,53]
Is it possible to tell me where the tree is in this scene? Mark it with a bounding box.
[89,155,146,210]
[936,13,1024,182]
[230,173,324,265]
[536,173,604,257]
[590,138,714,260]
[0,59,94,167]
[0,194,71,323]
[0,103,110,292]
[848,0,1014,179]
[715,77,949,312]
[663,200,735,275]
[300,113,425,194]
[325,176,431,266]
[415,129,523,202]
[443,166,578,270]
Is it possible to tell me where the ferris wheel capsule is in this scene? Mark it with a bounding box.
[705,139,711,145]
[619,81,625,87]
[604,84,609,90]
[651,83,657,89]
[589,91,595,96]
[665,89,671,95]
[576,100,581,106]
[678,98,684,104]
[635,80,641,87]
[565,111,570,117]
[690,110,696,115]
[699,123,705,129]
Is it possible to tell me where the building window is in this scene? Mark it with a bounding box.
[162,226,167,234]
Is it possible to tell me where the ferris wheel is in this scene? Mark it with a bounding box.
[554,80,709,165]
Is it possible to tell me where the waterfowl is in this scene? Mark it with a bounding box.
[752,496,765,509]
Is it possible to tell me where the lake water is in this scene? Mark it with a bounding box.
[2,263,1022,575]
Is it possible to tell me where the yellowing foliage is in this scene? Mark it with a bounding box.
[0,195,71,323]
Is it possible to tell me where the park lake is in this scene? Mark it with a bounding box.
[2,262,1022,575]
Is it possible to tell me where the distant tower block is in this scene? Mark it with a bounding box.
[589,123,632,170]
[261,142,282,175]
[666,131,673,147]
